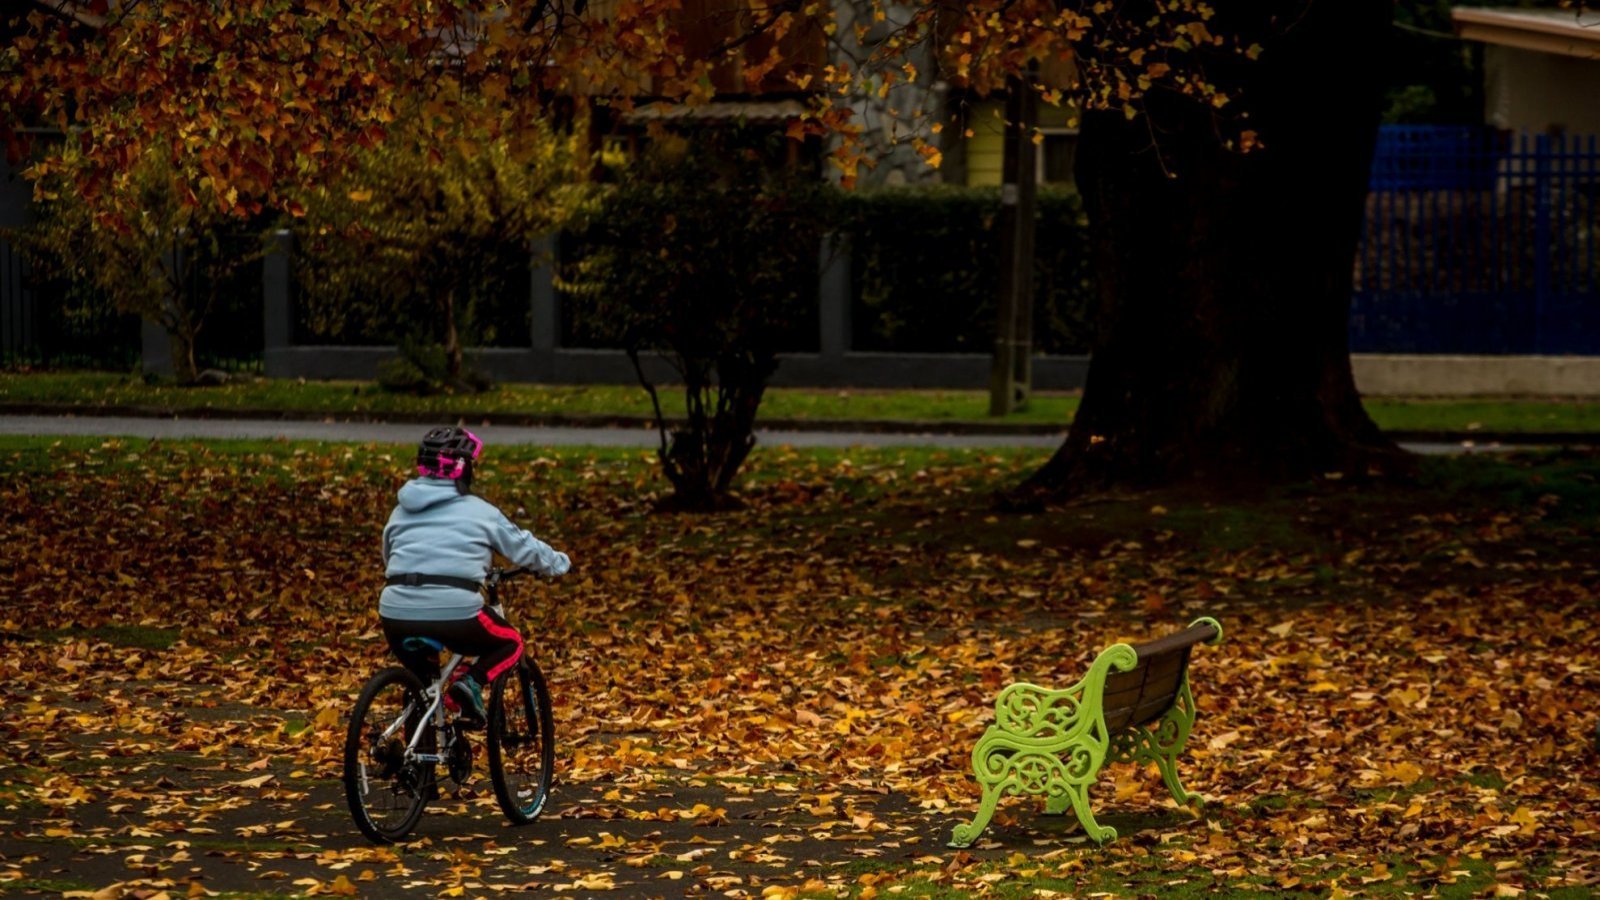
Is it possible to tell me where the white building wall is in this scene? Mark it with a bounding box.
[1484,45,1600,135]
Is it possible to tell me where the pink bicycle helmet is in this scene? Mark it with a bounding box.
[416,426,483,493]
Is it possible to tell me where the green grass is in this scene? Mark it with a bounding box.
[5,371,1599,432]
[0,435,1043,486]
[0,371,1077,424]
[1366,398,1600,434]
[0,879,99,895]
[33,624,181,650]
[851,852,1586,899]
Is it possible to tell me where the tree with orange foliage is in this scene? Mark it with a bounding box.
[9,0,1413,493]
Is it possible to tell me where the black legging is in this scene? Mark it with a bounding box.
[382,606,524,687]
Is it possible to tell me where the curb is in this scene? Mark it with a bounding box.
[1,403,1595,445]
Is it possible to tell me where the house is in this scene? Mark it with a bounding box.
[1452,6,1600,135]
[951,99,1078,189]
[584,2,1079,189]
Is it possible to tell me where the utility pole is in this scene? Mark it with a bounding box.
[989,73,1037,416]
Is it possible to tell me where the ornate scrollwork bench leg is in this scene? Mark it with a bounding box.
[949,645,1138,847]
[1108,678,1204,809]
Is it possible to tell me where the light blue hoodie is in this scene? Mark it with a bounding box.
[380,477,570,621]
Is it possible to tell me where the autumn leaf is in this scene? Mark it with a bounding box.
[2,440,1596,896]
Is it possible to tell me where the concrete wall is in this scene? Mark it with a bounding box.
[1352,354,1600,398]
[1485,46,1600,135]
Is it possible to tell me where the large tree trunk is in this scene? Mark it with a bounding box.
[1019,0,1405,499]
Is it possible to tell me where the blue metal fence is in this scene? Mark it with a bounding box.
[1353,126,1600,355]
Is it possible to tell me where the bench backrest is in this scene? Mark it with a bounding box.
[1100,621,1219,731]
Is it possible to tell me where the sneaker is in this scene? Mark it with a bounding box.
[449,675,487,729]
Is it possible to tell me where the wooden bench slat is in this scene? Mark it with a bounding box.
[1100,646,1191,730]
[1102,651,1186,697]
[1131,622,1219,662]
[1108,693,1189,729]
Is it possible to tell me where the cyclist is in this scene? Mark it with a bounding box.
[380,426,570,728]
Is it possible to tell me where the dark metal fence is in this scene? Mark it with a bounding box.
[0,238,32,360]
[0,232,263,372]
[6,126,1599,373]
[1353,126,1600,354]
[0,234,142,369]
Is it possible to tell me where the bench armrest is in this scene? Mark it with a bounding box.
[992,643,1140,739]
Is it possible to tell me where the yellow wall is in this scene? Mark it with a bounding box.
[963,100,1076,187]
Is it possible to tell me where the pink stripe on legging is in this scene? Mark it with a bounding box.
[477,611,525,682]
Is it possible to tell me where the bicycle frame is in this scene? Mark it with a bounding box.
[375,651,465,766]
[372,568,531,770]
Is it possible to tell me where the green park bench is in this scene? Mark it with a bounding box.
[949,617,1224,847]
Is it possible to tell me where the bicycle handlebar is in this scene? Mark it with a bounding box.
[485,566,545,587]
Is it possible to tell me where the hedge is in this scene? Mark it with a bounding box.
[837,185,1093,355]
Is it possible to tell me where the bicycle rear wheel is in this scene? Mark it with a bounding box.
[486,658,555,824]
[344,666,432,843]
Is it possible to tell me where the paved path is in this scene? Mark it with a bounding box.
[0,414,1535,454]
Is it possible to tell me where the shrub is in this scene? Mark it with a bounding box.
[560,141,831,509]
[293,112,574,388]
[16,147,267,382]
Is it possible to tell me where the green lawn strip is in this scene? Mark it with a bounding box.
[4,439,1596,610]
[9,436,1597,538]
[7,371,1599,432]
[846,851,1578,899]
[2,876,302,900]
[0,878,99,895]
[0,435,1043,488]
[0,372,1075,425]
[28,624,182,650]
[1367,398,1600,435]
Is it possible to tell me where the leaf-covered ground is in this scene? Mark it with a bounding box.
[1,436,1597,898]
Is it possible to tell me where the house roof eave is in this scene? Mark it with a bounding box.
[1451,7,1600,60]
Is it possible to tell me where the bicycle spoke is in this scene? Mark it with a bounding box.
[344,668,431,843]
[488,660,554,825]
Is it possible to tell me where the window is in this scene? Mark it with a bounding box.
[1037,128,1078,188]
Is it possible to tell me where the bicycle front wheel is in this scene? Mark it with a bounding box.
[343,666,431,843]
[486,658,555,824]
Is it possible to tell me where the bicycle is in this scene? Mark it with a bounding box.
[343,566,555,844]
